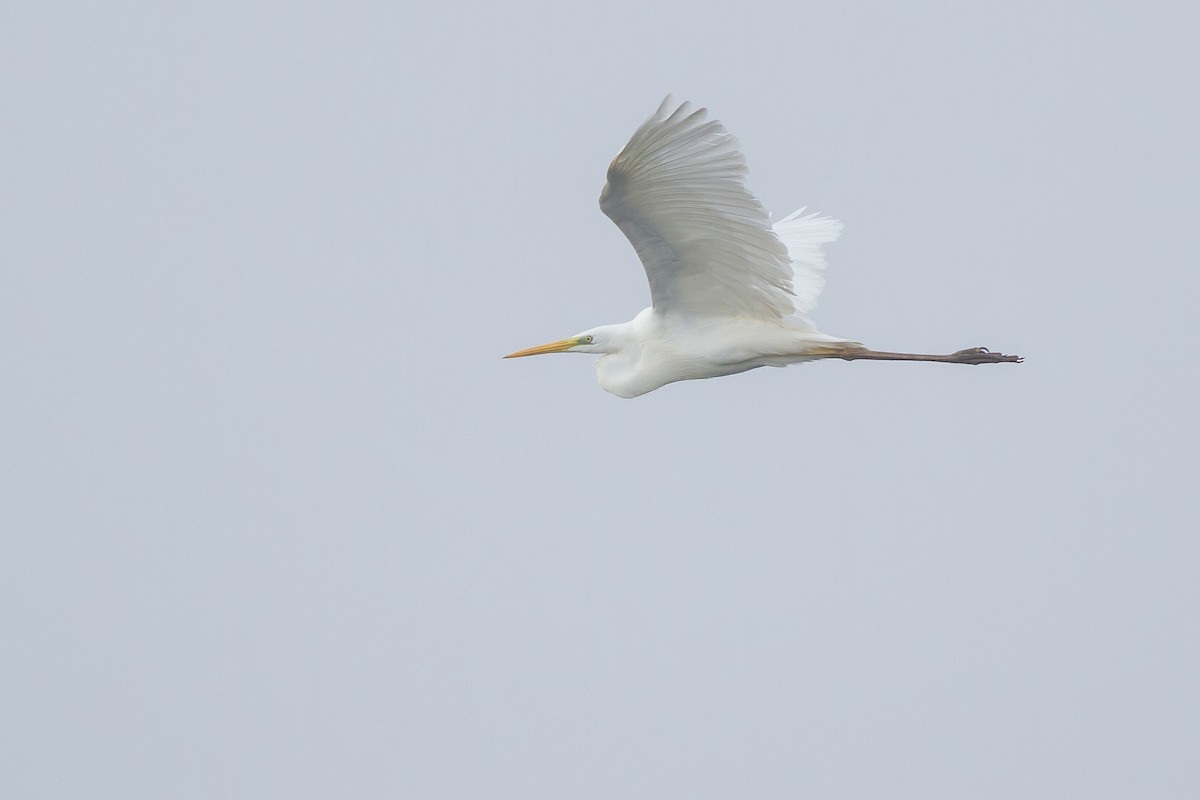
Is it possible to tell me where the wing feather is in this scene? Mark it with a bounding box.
[600,97,803,319]
[771,208,843,317]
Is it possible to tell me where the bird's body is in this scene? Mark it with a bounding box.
[586,306,853,399]
[506,97,1020,396]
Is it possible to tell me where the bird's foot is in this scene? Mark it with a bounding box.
[950,347,1023,364]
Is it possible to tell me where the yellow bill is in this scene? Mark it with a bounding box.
[503,336,583,359]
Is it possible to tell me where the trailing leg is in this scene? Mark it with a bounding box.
[812,344,1022,365]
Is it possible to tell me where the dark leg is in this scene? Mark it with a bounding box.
[820,345,1022,365]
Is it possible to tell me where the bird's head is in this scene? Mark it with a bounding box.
[504,327,613,359]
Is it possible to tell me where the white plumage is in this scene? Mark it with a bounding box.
[600,96,822,320]
[506,97,1020,397]
[771,207,843,318]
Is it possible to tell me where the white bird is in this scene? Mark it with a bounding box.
[506,96,1021,398]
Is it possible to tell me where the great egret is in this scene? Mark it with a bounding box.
[505,96,1021,398]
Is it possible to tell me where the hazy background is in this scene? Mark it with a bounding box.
[3,1,1198,797]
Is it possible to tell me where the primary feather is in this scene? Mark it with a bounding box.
[599,95,840,321]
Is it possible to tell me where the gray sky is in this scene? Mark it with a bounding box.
[3,1,1198,797]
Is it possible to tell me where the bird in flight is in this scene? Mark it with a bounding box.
[506,96,1021,398]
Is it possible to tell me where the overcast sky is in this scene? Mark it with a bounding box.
[3,1,1199,798]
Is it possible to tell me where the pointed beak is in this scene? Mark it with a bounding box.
[503,337,581,359]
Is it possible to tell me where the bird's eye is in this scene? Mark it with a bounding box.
[582,335,593,343]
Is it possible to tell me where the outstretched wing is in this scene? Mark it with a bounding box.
[600,96,807,319]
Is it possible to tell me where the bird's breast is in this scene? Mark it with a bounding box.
[594,351,661,398]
